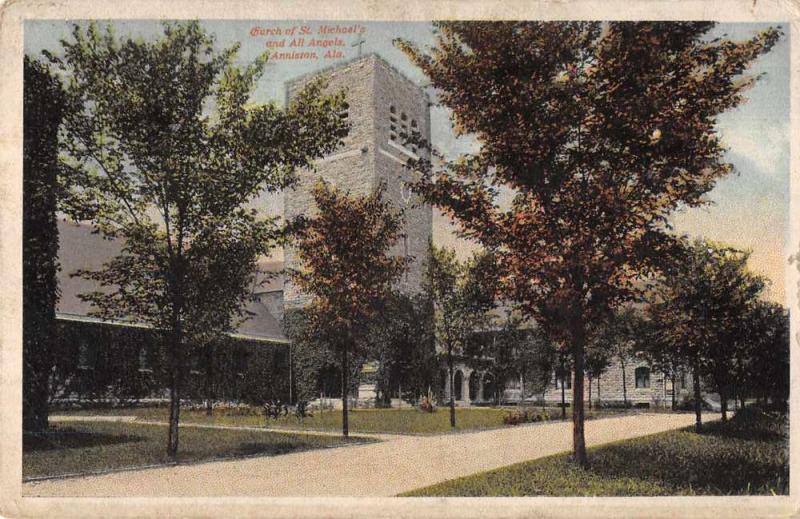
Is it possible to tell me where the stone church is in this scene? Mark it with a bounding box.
[275,53,694,409]
[53,53,696,409]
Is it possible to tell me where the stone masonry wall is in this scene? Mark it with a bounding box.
[283,54,433,308]
[283,56,379,309]
[372,57,432,295]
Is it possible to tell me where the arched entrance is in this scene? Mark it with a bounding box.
[482,373,497,404]
[454,370,464,401]
[468,371,480,401]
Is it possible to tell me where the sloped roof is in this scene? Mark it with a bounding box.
[56,219,287,344]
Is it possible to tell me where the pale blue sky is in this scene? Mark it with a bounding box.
[25,20,790,303]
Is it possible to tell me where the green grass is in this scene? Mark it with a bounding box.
[63,405,631,434]
[23,421,369,480]
[401,409,789,496]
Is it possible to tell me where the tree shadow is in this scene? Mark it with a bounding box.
[23,427,144,452]
[582,420,788,495]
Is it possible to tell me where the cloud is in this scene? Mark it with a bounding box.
[717,118,789,179]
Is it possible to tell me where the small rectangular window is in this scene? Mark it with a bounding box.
[635,367,650,389]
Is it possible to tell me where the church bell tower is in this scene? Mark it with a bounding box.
[283,54,433,310]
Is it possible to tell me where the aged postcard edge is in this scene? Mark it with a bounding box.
[0,0,798,517]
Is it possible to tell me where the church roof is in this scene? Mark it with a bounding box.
[56,220,288,345]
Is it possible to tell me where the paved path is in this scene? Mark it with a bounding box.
[25,413,696,497]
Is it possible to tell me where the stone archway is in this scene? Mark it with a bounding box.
[468,371,480,401]
[454,370,464,401]
[482,373,497,404]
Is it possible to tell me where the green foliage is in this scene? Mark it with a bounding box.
[23,57,66,432]
[365,293,437,405]
[403,408,788,496]
[283,308,362,402]
[398,21,781,462]
[46,20,348,454]
[648,239,782,414]
[288,179,408,435]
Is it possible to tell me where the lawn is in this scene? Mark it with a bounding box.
[63,405,631,434]
[23,421,369,480]
[401,407,789,496]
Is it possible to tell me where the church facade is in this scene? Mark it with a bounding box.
[50,53,696,410]
[276,54,694,409]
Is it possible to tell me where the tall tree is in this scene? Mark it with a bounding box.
[423,245,496,427]
[23,57,64,432]
[737,301,789,410]
[649,239,766,428]
[366,293,437,406]
[49,21,348,458]
[288,180,408,437]
[397,21,780,465]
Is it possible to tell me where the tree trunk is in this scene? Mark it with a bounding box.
[692,358,702,433]
[447,346,456,428]
[620,358,628,406]
[204,342,214,417]
[167,358,181,460]
[587,374,593,410]
[670,373,676,411]
[166,323,184,460]
[571,318,587,467]
[341,343,349,438]
[597,373,601,406]
[560,362,566,420]
[720,387,728,422]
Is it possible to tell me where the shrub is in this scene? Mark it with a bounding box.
[503,408,553,425]
[419,397,436,413]
[294,400,312,419]
[677,396,713,411]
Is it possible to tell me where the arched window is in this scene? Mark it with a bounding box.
[390,105,396,114]
[400,112,407,121]
[635,367,650,389]
[454,370,463,401]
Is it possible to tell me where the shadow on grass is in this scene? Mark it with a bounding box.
[583,416,788,495]
[24,428,145,452]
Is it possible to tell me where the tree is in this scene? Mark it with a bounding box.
[366,293,437,406]
[48,21,348,458]
[584,335,611,410]
[589,306,645,406]
[638,310,688,410]
[518,327,558,409]
[288,180,408,437]
[649,239,766,428]
[423,245,496,427]
[397,21,780,465]
[23,57,65,432]
[738,301,789,411]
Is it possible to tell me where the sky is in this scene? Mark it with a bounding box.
[25,20,791,304]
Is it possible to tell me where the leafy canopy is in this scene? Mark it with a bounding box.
[50,21,349,343]
[289,179,409,345]
[397,22,781,328]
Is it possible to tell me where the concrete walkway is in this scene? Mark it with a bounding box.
[25,413,696,497]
